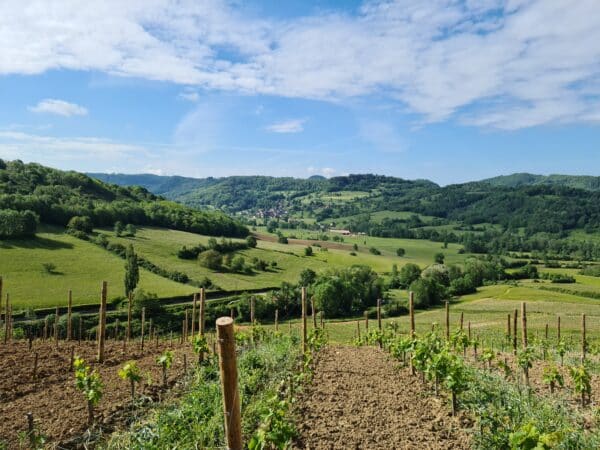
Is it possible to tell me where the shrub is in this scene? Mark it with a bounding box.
[369,247,381,255]
[304,246,313,256]
[67,216,93,233]
[198,249,223,270]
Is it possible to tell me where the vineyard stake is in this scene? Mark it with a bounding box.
[557,315,561,343]
[54,306,59,347]
[521,302,527,349]
[320,311,324,329]
[26,412,35,448]
[507,313,511,342]
[200,288,206,336]
[377,298,382,348]
[445,301,450,340]
[364,310,369,331]
[67,290,73,341]
[43,317,48,341]
[78,316,82,345]
[513,309,518,355]
[582,313,587,362]
[312,296,317,329]
[97,281,107,363]
[141,307,146,351]
[127,291,132,343]
[0,276,2,333]
[459,312,464,331]
[230,308,234,319]
[184,310,189,342]
[216,317,242,450]
[301,287,307,355]
[468,321,471,341]
[357,320,361,340]
[275,309,279,332]
[545,323,548,340]
[250,296,255,324]
[191,293,197,338]
[4,293,9,344]
[409,291,415,375]
[183,353,188,373]
[32,352,38,381]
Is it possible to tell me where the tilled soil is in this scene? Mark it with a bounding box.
[293,346,471,450]
[0,340,196,449]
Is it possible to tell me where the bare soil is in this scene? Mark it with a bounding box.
[0,339,196,449]
[293,345,471,450]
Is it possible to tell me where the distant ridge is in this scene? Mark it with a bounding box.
[482,173,600,191]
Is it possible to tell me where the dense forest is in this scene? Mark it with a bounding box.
[0,159,248,238]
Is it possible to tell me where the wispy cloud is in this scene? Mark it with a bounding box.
[2,1,600,129]
[28,99,88,117]
[178,89,200,102]
[265,119,305,133]
[307,166,336,177]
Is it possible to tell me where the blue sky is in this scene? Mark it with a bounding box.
[0,0,599,185]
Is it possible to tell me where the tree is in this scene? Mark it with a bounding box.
[299,268,317,287]
[124,223,137,237]
[67,216,93,233]
[304,246,313,256]
[410,277,447,309]
[398,263,422,288]
[396,248,406,257]
[434,252,445,264]
[198,249,223,270]
[124,244,139,296]
[231,255,246,272]
[114,221,125,237]
[246,235,257,248]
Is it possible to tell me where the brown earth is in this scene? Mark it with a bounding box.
[0,339,196,449]
[293,345,471,450]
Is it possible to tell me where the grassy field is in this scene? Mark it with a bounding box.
[0,227,196,309]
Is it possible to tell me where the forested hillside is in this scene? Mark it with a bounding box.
[482,173,600,190]
[0,159,248,238]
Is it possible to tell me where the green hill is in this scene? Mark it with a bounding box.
[482,173,600,190]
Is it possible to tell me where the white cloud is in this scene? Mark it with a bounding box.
[28,99,88,117]
[307,166,336,177]
[265,119,305,133]
[2,0,600,129]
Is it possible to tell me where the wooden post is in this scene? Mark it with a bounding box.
[301,287,307,355]
[32,352,38,381]
[521,302,527,349]
[216,317,242,450]
[557,315,561,342]
[275,309,279,332]
[43,317,48,341]
[445,301,450,340]
[115,318,120,341]
[409,291,415,338]
[97,281,107,362]
[377,298,382,331]
[140,307,146,351]
[582,313,587,361]
[4,293,9,344]
[78,316,83,345]
[250,296,255,324]
[320,311,324,328]
[364,310,369,331]
[26,412,35,448]
[184,310,189,342]
[127,291,132,342]
[54,306,59,345]
[230,308,234,319]
[545,323,549,340]
[191,293,197,338]
[67,290,73,340]
[468,321,471,341]
[0,276,2,331]
[459,312,464,331]
[357,320,361,340]
[311,297,317,329]
[199,288,206,336]
[513,309,518,354]
[507,313,511,341]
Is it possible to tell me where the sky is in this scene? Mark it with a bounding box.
[0,0,599,185]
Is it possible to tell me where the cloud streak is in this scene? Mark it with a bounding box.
[265,119,305,133]
[28,99,88,117]
[1,0,600,128]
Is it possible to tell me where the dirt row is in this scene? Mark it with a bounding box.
[293,345,471,450]
[0,340,197,449]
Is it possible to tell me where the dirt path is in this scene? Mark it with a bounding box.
[293,346,471,450]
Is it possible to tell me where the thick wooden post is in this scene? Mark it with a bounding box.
[216,317,242,450]
[513,309,518,354]
[507,313,511,341]
[97,281,107,362]
[140,307,146,351]
[459,312,464,331]
[199,288,206,336]
[67,290,73,340]
[312,297,317,329]
[557,315,561,342]
[4,293,9,344]
[409,291,415,338]
[54,306,59,345]
[582,313,587,361]
[445,301,450,340]
[127,292,132,342]
[184,309,189,342]
[191,293,197,338]
[545,323,548,340]
[275,309,279,332]
[521,302,527,349]
[301,287,307,355]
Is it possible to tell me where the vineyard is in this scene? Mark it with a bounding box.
[2,277,600,449]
